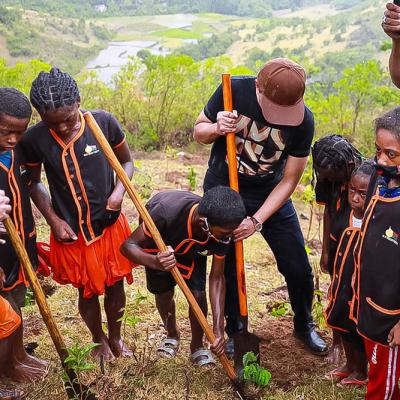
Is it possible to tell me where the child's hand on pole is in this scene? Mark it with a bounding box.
[155,246,176,272]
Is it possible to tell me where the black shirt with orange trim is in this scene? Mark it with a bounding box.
[357,191,400,345]
[138,191,229,279]
[0,146,38,289]
[325,211,361,334]
[20,110,126,245]
[315,180,350,275]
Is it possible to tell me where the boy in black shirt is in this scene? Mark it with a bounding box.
[121,187,246,366]
[194,58,327,355]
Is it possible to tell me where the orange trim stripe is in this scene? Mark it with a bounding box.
[113,137,126,150]
[366,297,400,316]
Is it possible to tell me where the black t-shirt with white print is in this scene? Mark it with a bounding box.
[204,76,315,187]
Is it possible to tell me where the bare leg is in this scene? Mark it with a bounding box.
[326,330,342,365]
[1,326,47,382]
[11,319,48,369]
[78,288,114,362]
[155,289,180,339]
[105,280,132,357]
[188,290,207,354]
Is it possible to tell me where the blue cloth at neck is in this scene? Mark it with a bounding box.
[0,151,12,169]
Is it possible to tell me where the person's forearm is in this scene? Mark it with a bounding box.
[120,241,159,269]
[253,178,297,224]
[112,160,134,199]
[30,182,60,226]
[209,266,226,337]
[390,39,400,88]
[193,122,219,145]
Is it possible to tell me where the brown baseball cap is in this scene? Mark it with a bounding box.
[257,58,306,126]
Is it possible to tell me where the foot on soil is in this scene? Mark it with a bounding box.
[109,338,133,358]
[190,348,216,367]
[6,360,49,383]
[157,338,180,359]
[0,388,25,399]
[92,338,115,362]
[18,353,49,370]
[337,372,367,387]
[324,366,352,381]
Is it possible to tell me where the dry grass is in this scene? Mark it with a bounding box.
[1,151,367,399]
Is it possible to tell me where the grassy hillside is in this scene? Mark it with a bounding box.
[0,6,112,74]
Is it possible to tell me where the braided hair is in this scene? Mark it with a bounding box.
[30,67,80,113]
[351,158,375,179]
[0,88,31,119]
[312,134,363,183]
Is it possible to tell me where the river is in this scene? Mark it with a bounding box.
[86,14,198,84]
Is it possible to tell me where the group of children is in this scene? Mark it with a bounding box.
[1,65,400,400]
[312,109,400,399]
[0,68,246,398]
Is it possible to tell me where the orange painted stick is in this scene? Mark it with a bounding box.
[83,111,238,382]
[222,73,248,317]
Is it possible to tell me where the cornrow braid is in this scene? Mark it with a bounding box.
[0,87,32,119]
[30,67,80,113]
[351,158,375,179]
[312,134,363,182]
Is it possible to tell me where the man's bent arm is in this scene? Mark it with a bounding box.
[253,155,308,223]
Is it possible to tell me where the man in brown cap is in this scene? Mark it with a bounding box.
[194,58,328,355]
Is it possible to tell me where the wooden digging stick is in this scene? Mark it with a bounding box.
[4,217,97,400]
[222,73,247,317]
[83,112,245,394]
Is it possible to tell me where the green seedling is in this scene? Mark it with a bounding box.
[270,301,291,318]
[63,342,99,400]
[243,352,271,387]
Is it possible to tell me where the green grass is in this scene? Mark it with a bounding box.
[153,28,203,39]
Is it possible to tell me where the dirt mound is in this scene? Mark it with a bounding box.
[256,316,329,391]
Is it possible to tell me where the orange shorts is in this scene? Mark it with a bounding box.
[49,213,134,298]
[0,296,21,340]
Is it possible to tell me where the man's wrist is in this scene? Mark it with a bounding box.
[249,216,263,232]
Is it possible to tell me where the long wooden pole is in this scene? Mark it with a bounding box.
[83,112,239,383]
[221,74,248,317]
[4,217,96,400]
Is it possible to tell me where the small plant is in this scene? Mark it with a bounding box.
[270,301,291,318]
[243,352,271,387]
[63,342,99,399]
[187,167,197,191]
[24,287,34,306]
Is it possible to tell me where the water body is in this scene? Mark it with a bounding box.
[87,40,168,83]
[87,13,198,84]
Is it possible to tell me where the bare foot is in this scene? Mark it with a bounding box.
[6,360,48,383]
[325,344,342,365]
[109,338,133,358]
[17,352,49,370]
[91,338,115,362]
[0,387,25,399]
[324,365,352,381]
